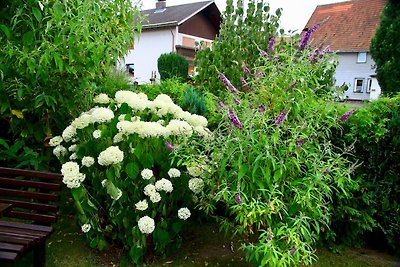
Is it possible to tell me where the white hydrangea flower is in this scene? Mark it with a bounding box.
[167,168,181,178]
[166,119,193,137]
[93,130,102,139]
[94,93,110,104]
[115,90,150,111]
[69,153,77,160]
[98,146,124,166]
[194,126,212,138]
[135,199,148,211]
[149,192,161,203]
[90,107,114,123]
[118,114,127,121]
[62,125,77,142]
[49,136,63,147]
[113,132,124,143]
[155,178,173,193]
[156,119,164,125]
[187,165,204,177]
[141,169,153,180]
[61,161,85,188]
[81,223,91,233]
[82,156,95,167]
[101,179,107,187]
[116,120,167,138]
[144,184,156,196]
[178,207,191,220]
[71,113,93,129]
[53,145,67,159]
[188,178,204,194]
[138,216,155,234]
[68,144,77,152]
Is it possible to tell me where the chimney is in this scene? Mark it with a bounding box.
[156,0,166,10]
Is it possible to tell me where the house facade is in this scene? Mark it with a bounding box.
[305,0,387,101]
[119,0,221,84]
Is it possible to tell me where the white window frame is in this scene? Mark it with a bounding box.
[357,52,367,63]
[354,78,365,93]
[366,78,372,93]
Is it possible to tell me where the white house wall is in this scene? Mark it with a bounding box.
[119,27,178,84]
[334,52,381,101]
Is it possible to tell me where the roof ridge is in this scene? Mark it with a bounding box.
[142,0,214,12]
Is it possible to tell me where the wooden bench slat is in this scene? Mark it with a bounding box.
[0,226,49,238]
[0,167,62,180]
[6,211,57,224]
[0,235,33,245]
[0,242,25,252]
[0,177,61,191]
[0,250,18,261]
[0,199,59,213]
[0,188,58,202]
[0,221,53,233]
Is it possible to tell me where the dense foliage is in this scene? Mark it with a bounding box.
[176,26,365,265]
[370,0,400,95]
[0,0,141,168]
[157,52,189,81]
[52,91,211,263]
[337,96,400,254]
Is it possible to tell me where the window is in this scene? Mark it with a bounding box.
[354,78,364,93]
[357,52,367,63]
[366,78,372,93]
[126,64,134,76]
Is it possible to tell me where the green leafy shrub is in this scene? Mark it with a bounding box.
[337,96,400,254]
[138,78,189,101]
[0,0,141,167]
[157,53,189,81]
[179,87,207,115]
[51,90,211,264]
[176,28,366,266]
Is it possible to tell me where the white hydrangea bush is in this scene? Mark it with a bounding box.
[50,90,211,263]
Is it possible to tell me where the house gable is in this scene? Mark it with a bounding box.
[305,0,387,52]
[178,7,220,40]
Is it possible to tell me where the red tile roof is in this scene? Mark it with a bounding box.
[304,0,387,52]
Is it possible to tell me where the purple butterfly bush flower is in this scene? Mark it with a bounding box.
[242,63,252,76]
[257,105,266,112]
[165,141,175,151]
[219,72,237,93]
[258,48,269,58]
[299,24,318,50]
[255,69,264,79]
[275,110,288,125]
[296,138,305,146]
[235,193,243,204]
[268,36,275,51]
[289,82,297,90]
[234,98,241,105]
[289,248,297,255]
[229,109,243,130]
[340,109,355,122]
[218,100,226,109]
[240,76,247,86]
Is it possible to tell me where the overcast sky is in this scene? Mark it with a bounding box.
[140,0,348,33]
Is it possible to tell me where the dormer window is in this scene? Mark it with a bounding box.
[357,52,367,63]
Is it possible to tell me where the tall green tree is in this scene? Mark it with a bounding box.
[371,0,400,96]
[0,0,141,167]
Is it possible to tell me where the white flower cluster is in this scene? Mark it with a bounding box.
[178,207,191,220]
[93,130,102,139]
[143,184,161,203]
[94,93,110,104]
[155,178,173,193]
[115,90,150,111]
[135,199,148,211]
[187,165,205,177]
[116,120,167,139]
[62,125,77,142]
[138,216,155,234]
[188,178,204,194]
[82,156,95,167]
[98,146,124,166]
[71,113,93,129]
[165,120,193,137]
[111,188,123,201]
[53,145,67,159]
[49,136,63,147]
[141,169,153,180]
[90,107,114,123]
[167,168,181,178]
[81,223,91,233]
[61,162,86,188]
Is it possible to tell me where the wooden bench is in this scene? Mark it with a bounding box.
[0,167,62,267]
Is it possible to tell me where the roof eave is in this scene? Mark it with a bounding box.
[142,21,178,30]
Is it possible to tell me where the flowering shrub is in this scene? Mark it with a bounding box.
[179,31,367,266]
[51,91,211,263]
